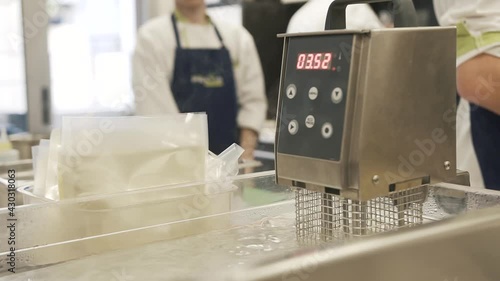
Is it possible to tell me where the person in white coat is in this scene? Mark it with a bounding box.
[434,0,500,190]
[287,0,384,33]
[132,0,267,158]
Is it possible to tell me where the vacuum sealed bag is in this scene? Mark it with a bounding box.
[58,114,208,199]
[45,129,61,200]
[21,114,244,253]
[32,142,46,197]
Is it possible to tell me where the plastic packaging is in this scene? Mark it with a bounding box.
[32,140,50,198]
[204,143,244,195]
[57,114,208,199]
[31,145,39,172]
[24,114,242,205]
[206,144,243,187]
[45,129,61,200]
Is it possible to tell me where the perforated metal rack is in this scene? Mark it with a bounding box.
[295,186,427,242]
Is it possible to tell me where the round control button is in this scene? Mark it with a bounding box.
[305,115,315,128]
[321,123,333,139]
[286,84,297,99]
[288,120,299,135]
[331,87,343,104]
[308,87,318,100]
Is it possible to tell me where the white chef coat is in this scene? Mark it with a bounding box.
[132,14,267,133]
[287,0,384,33]
[433,0,500,66]
[434,0,500,189]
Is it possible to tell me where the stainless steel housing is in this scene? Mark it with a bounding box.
[275,27,457,201]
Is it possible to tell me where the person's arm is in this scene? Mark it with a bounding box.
[235,29,268,160]
[457,53,500,115]
[432,0,500,114]
[132,24,179,115]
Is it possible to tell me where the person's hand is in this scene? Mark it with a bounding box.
[240,128,258,161]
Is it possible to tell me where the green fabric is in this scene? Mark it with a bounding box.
[457,22,500,57]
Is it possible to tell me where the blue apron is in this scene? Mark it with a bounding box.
[170,14,238,154]
[470,103,500,190]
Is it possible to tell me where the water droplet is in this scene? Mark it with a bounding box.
[245,244,264,250]
[268,235,281,243]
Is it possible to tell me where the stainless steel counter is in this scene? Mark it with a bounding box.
[226,205,500,281]
[0,171,499,280]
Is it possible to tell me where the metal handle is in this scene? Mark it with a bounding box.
[324,0,417,30]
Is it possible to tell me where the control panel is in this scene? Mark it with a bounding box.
[277,34,354,161]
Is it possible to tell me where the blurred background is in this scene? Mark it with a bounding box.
[0,0,437,136]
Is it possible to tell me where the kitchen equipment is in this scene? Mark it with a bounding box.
[274,0,459,239]
[225,203,500,281]
[1,172,499,280]
[2,1,494,279]
[0,127,19,162]
[9,133,47,160]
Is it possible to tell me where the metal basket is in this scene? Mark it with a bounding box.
[295,186,428,243]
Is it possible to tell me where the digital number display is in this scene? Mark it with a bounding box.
[296,52,334,70]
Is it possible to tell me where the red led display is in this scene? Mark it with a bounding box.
[296,53,333,70]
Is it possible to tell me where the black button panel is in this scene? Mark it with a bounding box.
[277,34,354,161]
